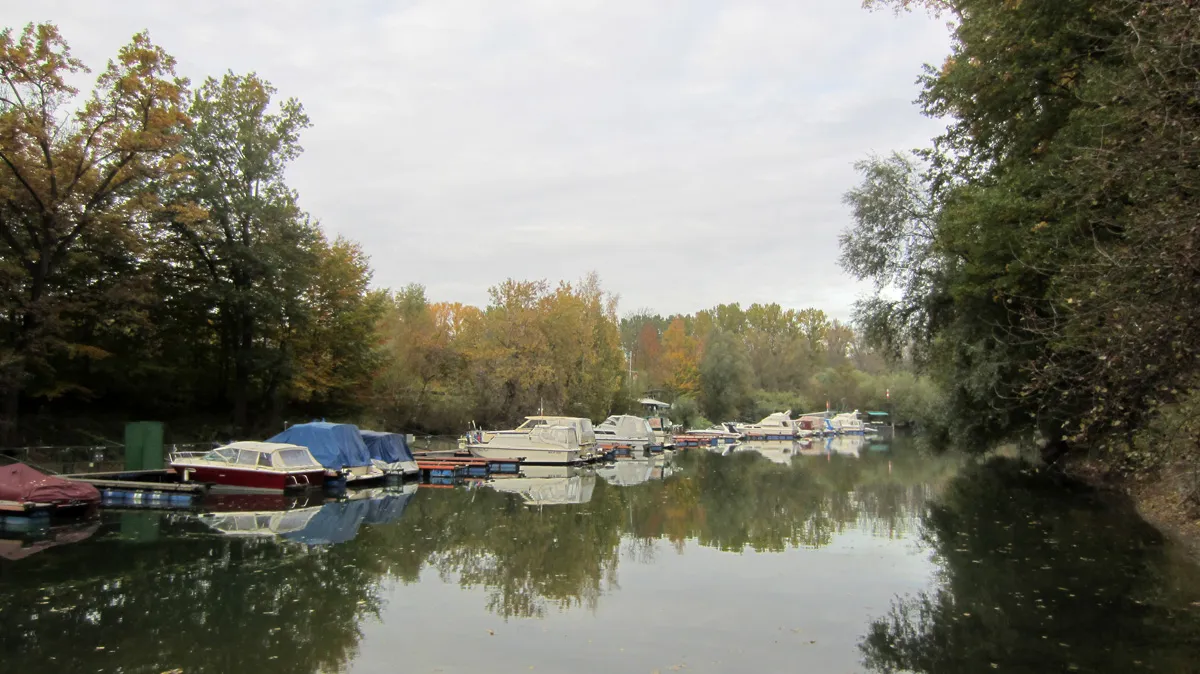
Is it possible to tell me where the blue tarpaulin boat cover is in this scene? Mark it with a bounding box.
[267,422,371,469]
[282,500,370,546]
[360,431,415,464]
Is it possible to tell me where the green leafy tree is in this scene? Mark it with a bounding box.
[168,71,316,430]
[698,329,753,422]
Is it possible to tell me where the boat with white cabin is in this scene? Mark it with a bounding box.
[467,416,597,464]
[171,441,327,493]
[595,415,658,453]
[736,411,799,441]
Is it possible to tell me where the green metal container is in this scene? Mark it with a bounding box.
[124,421,165,471]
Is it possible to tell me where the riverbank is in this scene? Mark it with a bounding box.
[1062,456,1200,558]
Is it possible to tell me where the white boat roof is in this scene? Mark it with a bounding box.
[639,397,671,408]
[221,441,308,454]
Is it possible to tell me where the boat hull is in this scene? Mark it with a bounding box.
[173,464,325,493]
[467,445,582,465]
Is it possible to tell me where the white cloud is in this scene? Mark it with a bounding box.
[3,0,950,320]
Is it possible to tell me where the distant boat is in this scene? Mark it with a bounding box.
[595,415,658,453]
[736,411,799,441]
[467,416,597,464]
[830,411,867,435]
[685,422,742,445]
[170,441,327,493]
[268,422,386,485]
[360,430,419,477]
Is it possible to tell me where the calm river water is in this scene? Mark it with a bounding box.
[4,438,1200,673]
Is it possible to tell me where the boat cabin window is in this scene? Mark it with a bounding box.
[236,450,260,466]
[257,453,273,467]
[202,447,238,463]
[516,419,548,430]
[276,449,317,468]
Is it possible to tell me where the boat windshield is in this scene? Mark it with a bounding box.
[516,418,547,431]
[201,447,238,463]
[275,449,318,468]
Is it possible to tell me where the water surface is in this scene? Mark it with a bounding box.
[3,439,1200,673]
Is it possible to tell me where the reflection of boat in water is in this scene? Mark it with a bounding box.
[0,520,100,561]
[824,434,865,457]
[733,441,800,465]
[198,484,417,544]
[487,465,596,505]
[596,457,671,487]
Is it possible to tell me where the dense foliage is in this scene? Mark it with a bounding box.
[618,305,943,429]
[0,24,384,442]
[844,0,1200,469]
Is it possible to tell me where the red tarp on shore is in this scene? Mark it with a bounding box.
[0,464,100,505]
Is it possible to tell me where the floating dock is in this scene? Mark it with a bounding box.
[60,469,207,510]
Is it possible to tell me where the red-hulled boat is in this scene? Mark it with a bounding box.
[170,441,327,493]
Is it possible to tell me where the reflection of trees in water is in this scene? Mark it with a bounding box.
[860,459,1200,673]
[0,514,381,674]
[0,442,962,672]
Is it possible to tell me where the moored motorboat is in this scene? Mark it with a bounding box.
[736,411,799,441]
[595,415,658,454]
[170,441,326,493]
[685,422,742,445]
[268,422,386,485]
[360,430,419,477]
[0,463,101,520]
[830,410,867,435]
[467,416,597,464]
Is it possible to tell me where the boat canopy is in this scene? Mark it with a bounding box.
[639,397,672,409]
[597,415,655,442]
[0,463,100,505]
[516,416,596,445]
[267,422,371,469]
[360,431,415,464]
[198,441,323,470]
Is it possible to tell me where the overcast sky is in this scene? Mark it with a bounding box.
[4,1,950,320]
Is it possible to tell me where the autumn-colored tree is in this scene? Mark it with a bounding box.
[660,318,700,396]
[0,23,189,439]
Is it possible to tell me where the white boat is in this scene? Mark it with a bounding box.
[467,416,595,464]
[645,415,679,449]
[595,415,657,453]
[685,422,742,445]
[830,410,867,435]
[736,411,799,440]
[486,465,596,505]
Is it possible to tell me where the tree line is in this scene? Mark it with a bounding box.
[0,21,932,444]
[843,0,1200,479]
